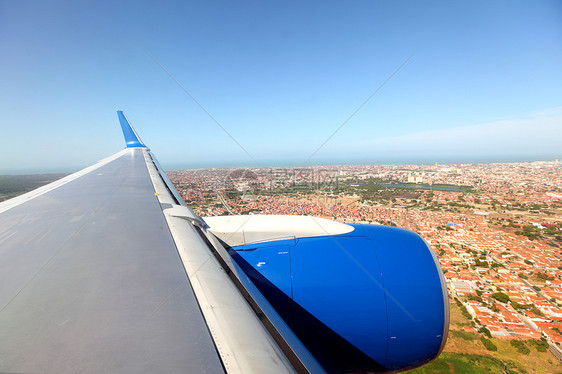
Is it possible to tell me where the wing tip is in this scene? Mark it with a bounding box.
[117,110,146,148]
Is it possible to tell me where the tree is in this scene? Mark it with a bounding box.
[510,340,530,355]
[530,307,544,317]
[511,302,529,311]
[528,339,549,352]
[468,294,483,303]
[479,326,492,338]
[536,272,554,281]
[480,337,497,351]
[491,292,510,303]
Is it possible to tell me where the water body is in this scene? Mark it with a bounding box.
[378,184,464,191]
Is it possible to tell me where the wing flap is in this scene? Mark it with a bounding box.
[144,149,301,373]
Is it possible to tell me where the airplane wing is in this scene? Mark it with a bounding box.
[0,112,310,373]
[0,112,449,373]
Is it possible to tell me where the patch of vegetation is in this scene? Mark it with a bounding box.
[491,292,510,303]
[479,326,492,338]
[355,179,424,203]
[511,302,546,317]
[455,299,473,320]
[535,271,555,281]
[544,225,561,236]
[473,259,489,268]
[450,330,478,341]
[510,340,530,355]
[515,225,541,240]
[467,294,483,303]
[531,307,545,317]
[480,337,498,351]
[408,352,526,374]
[447,201,473,209]
[528,338,549,352]
[511,302,528,311]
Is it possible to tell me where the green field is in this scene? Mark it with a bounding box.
[408,352,528,374]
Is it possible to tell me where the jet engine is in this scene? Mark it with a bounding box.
[205,215,449,373]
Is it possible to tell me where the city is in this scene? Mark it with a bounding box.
[169,160,562,372]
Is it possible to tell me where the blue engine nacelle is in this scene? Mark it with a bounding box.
[229,223,449,373]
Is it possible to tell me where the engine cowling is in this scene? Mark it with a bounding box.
[205,215,449,373]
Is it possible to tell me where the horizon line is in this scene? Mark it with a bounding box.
[1,156,560,176]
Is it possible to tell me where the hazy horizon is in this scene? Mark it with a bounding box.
[2,154,560,176]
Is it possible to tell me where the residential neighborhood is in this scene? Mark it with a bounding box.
[169,160,562,365]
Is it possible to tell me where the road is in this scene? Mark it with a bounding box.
[549,344,562,360]
[215,189,235,214]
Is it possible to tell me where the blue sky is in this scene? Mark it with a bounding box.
[1,0,561,173]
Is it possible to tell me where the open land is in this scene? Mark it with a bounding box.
[0,174,68,202]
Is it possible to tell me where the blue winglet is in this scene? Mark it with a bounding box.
[117,111,146,148]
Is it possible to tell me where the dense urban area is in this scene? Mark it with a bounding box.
[169,160,562,373]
